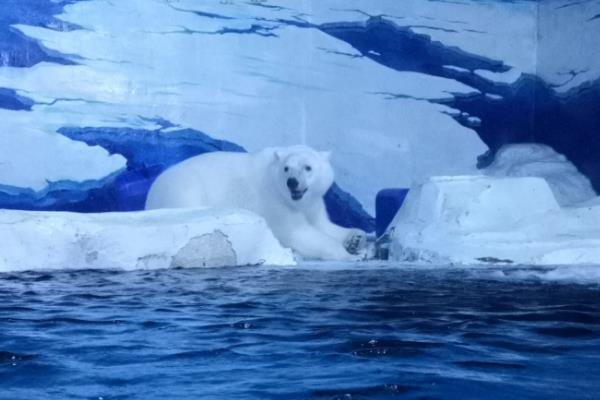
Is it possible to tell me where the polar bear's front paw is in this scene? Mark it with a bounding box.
[344,230,367,255]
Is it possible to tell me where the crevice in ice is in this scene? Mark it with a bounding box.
[165,3,235,20]
[370,91,454,102]
[320,18,509,79]
[317,47,363,59]
[553,68,590,88]
[245,1,289,12]
[148,24,279,37]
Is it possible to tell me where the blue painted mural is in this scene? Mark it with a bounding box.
[322,16,600,191]
[2,3,600,399]
[0,0,598,231]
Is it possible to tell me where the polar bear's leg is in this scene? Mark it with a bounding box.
[307,201,367,254]
[287,224,360,261]
[307,201,354,241]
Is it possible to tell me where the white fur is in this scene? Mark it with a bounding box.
[145,146,366,261]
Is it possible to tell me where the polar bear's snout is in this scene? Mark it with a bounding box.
[286,177,299,190]
[287,178,307,200]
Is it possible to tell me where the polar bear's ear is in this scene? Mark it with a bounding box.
[274,150,284,161]
[320,151,332,161]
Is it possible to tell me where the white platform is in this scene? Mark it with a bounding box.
[388,175,600,266]
[0,208,295,272]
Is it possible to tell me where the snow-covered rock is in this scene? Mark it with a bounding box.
[483,144,596,207]
[0,208,295,272]
[388,175,600,266]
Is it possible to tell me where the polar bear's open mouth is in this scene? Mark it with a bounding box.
[290,188,307,201]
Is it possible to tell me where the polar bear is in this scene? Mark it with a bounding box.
[145,146,367,261]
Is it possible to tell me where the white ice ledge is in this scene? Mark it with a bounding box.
[388,175,600,266]
[0,208,295,272]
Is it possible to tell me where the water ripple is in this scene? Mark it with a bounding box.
[0,265,599,399]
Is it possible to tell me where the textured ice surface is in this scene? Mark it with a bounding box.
[483,144,596,206]
[389,175,600,266]
[0,208,295,272]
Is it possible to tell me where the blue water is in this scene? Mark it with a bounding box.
[1,265,599,400]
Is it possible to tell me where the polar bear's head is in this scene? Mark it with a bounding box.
[272,146,334,208]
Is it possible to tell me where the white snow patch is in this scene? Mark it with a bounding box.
[443,65,470,74]
[0,208,295,272]
[475,68,523,84]
[467,116,481,126]
[388,175,600,266]
[483,144,596,207]
[485,93,503,101]
[0,113,126,190]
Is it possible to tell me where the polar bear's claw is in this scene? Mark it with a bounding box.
[344,231,367,255]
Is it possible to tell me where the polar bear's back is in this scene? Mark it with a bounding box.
[145,151,268,212]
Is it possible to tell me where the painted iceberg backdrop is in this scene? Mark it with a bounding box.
[0,0,599,266]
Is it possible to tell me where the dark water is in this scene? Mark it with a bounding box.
[1,265,600,400]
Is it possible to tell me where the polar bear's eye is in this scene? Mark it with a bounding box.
[305,165,312,172]
[284,166,289,173]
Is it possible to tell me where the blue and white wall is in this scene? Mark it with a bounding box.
[0,0,597,231]
[536,0,600,193]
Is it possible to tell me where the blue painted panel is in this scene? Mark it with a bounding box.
[375,188,409,237]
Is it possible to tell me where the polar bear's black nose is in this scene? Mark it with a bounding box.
[287,178,299,190]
